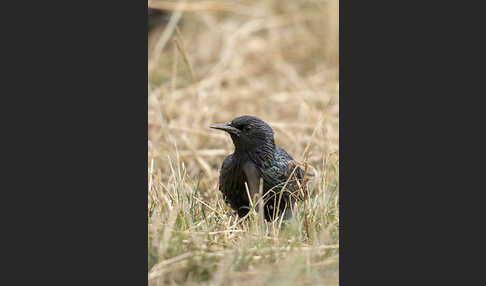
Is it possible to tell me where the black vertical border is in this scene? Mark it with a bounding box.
[4,1,149,284]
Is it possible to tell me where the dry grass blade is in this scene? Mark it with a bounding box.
[180,135,213,179]
[148,0,256,16]
[149,0,185,72]
[174,26,196,84]
[148,252,193,280]
[192,194,225,218]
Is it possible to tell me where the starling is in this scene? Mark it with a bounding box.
[210,115,307,221]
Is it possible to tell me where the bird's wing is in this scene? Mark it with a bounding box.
[272,147,307,198]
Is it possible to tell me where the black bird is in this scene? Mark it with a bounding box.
[210,115,307,221]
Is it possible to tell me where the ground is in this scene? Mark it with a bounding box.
[148,0,339,285]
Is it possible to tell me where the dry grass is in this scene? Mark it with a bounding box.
[148,0,339,285]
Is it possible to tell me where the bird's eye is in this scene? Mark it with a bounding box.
[244,125,251,132]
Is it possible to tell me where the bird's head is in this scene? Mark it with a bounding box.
[210,115,275,155]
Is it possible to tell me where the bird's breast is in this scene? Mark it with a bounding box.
[242,161,261,199]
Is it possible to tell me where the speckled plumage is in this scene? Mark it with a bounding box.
[211,115,306,221]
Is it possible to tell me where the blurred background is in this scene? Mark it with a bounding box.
[148,0,339,285]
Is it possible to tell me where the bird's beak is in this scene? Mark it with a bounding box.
[209,122,240,135]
